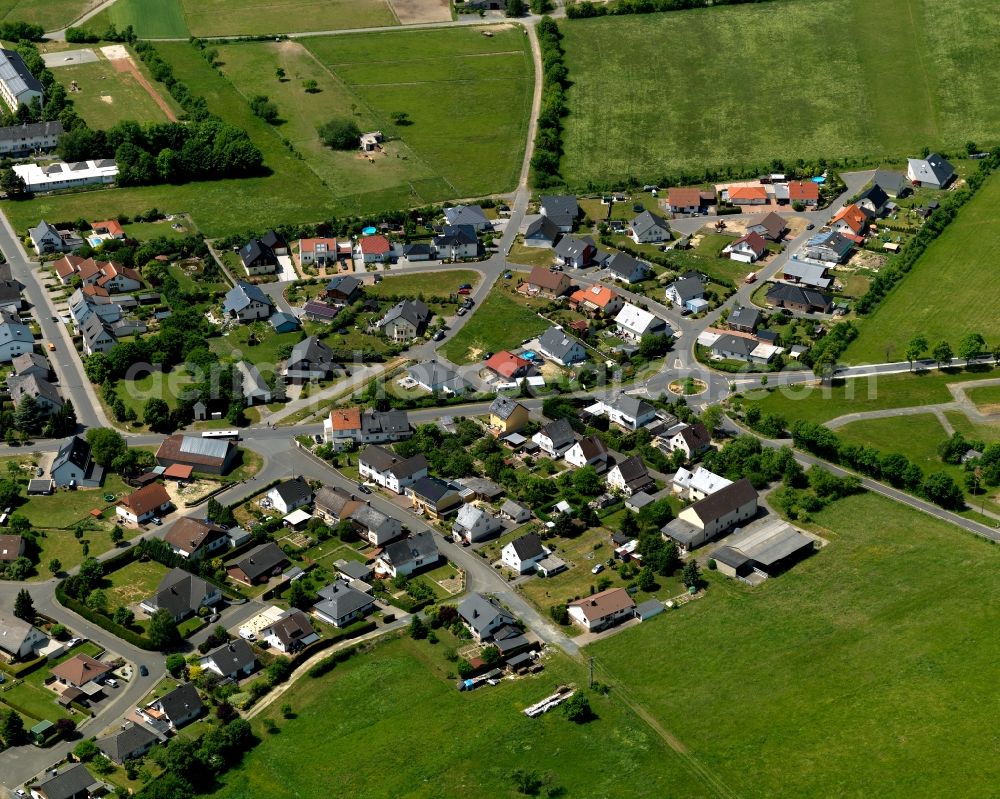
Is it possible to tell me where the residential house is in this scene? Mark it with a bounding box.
[873,168,908,198]
[0,611,47,659]
[236,360,272,405]
[377,299,431,342]
[163,517,229,560]
[261,230,287,255]
[906,153,954,188]
[629,210,671,244]
[605,252,648,284]
[727,185,768,205]
[405,477,463,519]
[80,313,117,356]
[140,567,222,622]
[590,395,658,431]
[569,284,623,317]
[50,436,104,488]
[335,559,372,583]
[9,373,63,414]
[51,654,111,690]
[666,421,712,459]
[725,231,767,263]
[407,360,468,395]
[501,532,547,573]
[484,350,532,381]
[782,260,832,289]
[857,184,891,217]
[458,593,515,641]
[666,187,708,215]
[285,336,337,383]
[357,234,392,263]
[538,326,587,366]
[665,276,707,313]
[68,286,121,326]
[745,212,787,241]
[0,534,24,563]
[267,477,312,515]
[539,195,578,232]
[553,235,596,268]
[0,308,33,362]
[312,581,375,627]
[489,396,530,433]
[607,456,654,497]
[802,231,855,263]
[30,764,100,799]
[226,542,290,586]
[92,261,141,293]
[523,215,559,248]
[727,306,761,333]
[710,333,756,362]
[662,477,758,550]
[499,499,532,523]
[143,682,203,730]
[12,351,50,380]
[116,482,171,525]
[222,281,273,322]
[672,465,732,501]
[156,434,238,475]
[453,503,502,543]
[359,444,428,494]
[434,224,479,260]
[313,485,356,523]
[30,219,82,255]
[830,203,869,237]
[443,204,491,231]
[376,530,440,577]
[765,283,833,314]
[0,277,21,311]
[564,435,609,469]
[402,242,433,261]
[298,237,340,267]
[97,723,161,766]
[532,418,576,457]
[614,302,669,342]
[567,587,636,631]
[349,503,402,546]
[525,265,570,298]
[324,275,362,303]
[198,639,256,680]
[322,407,412,448]
[787,180,819,206]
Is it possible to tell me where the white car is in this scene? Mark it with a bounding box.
[591,563,604,575]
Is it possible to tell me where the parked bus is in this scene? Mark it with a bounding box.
[202,430,240,441]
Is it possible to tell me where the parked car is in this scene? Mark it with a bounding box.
[482,351,494,361]
[432,330,445,341]
[151,516,162,526]
[357,483,372,494]
[457,288,472,295]
[138,664,149,677]
[458,283,472,290]
[806,223,815,230]
[463,298,475,308]
[591,563,604,575]
[105,678,118,688]
[456,307,467,316]
[47,342,55,351]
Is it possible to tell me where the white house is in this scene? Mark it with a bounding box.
[672,466,732,501]
[14,159,117,193]
[567,587,635,631]
[591,395,658,431]
[358,445,428,494]
[501,532,547,573]
[614,303,670,342]
[538,326,587,366]
[564,435,608,469]
[662,478,758,551]
[532,418,576,457]
[376,531,440,578]
[629,210,671,244]
[724,231,767,263]
[453,504,502,543]
[267,477,312,515]
[116,483,171,526]
[606,456,654,497]
[665,422,712,459]
[0,611,47,660]
[261,610,319,654]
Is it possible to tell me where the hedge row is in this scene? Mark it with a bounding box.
[565,0,775,19]
[55,581,158,651]
[531,17,569,189]
[307,643,364,679]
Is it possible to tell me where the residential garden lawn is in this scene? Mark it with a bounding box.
[0,0,95,31]
[53,55,179,129]
[19,474,130,529]
[31,526,117,578]
[103,559,171,611]
[205,635,707,799]
[116,366,198,419]
[365,269,480,300]
[845,172,1000,363]
[167,261,228,296]
[560,0,1000,187]
[440,287,548,364]
[83,0,189,37]
[210,325,303,369]
[121,219,194,241]
[595,491,1000,797]
[742,367,998,427]
[224,448,265,483]
[180,0,395,37]
[507,241,558,268]
[0,642,103,723]
[964,385,1000,413]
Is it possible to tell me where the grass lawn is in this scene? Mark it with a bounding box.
[103,559,171,611]
[965,385,1000,413]
[83,0,189,37]
[206,635,706,799]
[181,0,396,37]
[559,0,1000,188]
[116,366,198,419]
[440,287,548,364]
[743,367,997,427]
[366,269,480,300]
[591,491,1000,797]
[54,55,179,128]
[846,172,1000,363]
[0,0,95,30]
[944,410,1000,444]
[19,473,129,529]
[836,413,948,470]
[122,219,194,241]
[168,261,228,295]
[210,325,302,369]
[508,241,558,268]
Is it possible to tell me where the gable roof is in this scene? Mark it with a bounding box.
[271,477,312,505]
[630,209,670,237]
[315,580,372,620]
[731,231,767,256]
[857,183,890,211]
[606,394,654,420]
[667,186,704,208]
[52,436,91,474]
[712,333,756,357]
[787,180,819,201]
[229,542,288,581]
[163,517,228,556]
[144,567,218,618]
[223,281,272,313]
[729,185,768,201]
[766,282,833,309]
[539,194,578,227]
[553,235,595,260]
[408,476,459,505]
[668,276,705,301]
[831,203,867,234]
[0,610,37,653]
[239,238,277,268]
[539,417,576,447]
[524,214,559,241]
[97,722,159,763]
[288,335,335,369]
[806,230,855,258]
[673,421,711,452]
[908,153,954,185]
[568,587,635,621]
[612,455,650,485]
[443,204,489,227]
[325,275,362,296]
[526,265,568,292]
[783,260,832,288]
[156,434,235,469]
[606,252,647,280]
[155,681,203,722]
[873,168,906,196]
[359,234,391,255]
[615,302,666,335]
[120,482,170,516]
[746,212,786,240]
[485,350,530,379]
[328,407,362,431]
[381,530,439,567]
[489,395,526,420]
[458,593,514,636]
[202,638,255,674]
[408,360,464,392]
[265,609,316,648]
[508,531,544,561]
[686,477,757,524]
[538,326,583,360]
[728,306,761,329]
[570,284,619,309]
[33,764,99,799]
[380,299,430,329]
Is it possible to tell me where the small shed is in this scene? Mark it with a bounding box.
[27,478,54,495]
[625,492,654,512]
[634,599,664,621]
[283,509,312,529]
[30,719,54,745]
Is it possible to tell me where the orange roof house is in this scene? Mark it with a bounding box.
[359,235,390,255]
[484,351,531,380]
[91,220,125,238]
[728,186,768,203]
[787,180,820,203]
[328,407,362,432]
[830,203,868,235]
[569,284,623,315]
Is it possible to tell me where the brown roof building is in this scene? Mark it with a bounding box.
[0,534,25,562]
[525,265,571,297]
[116,483,171,524]
[51,654,112,688]
[163,517,230,560]
[156,434,238,475]
[568,588,636,631]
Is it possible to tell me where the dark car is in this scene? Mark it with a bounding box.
[357,483,372,494]
[138,665,149,677]
[806,223,815,230]
[458,283,472,290]
[482,351,494,360]
[432,330,445,341]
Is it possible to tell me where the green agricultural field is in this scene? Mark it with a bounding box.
[207,636,708,799]
[591,491,1000,797]
[559,0,1000,187]
[0,0,95,31]
[440,287,548,364]
[366,269,480,300]
[83,0,189,38]
[744,366,997,427]
[55,57,177,128]
[181,0,396,37]
[845,174,1000,363]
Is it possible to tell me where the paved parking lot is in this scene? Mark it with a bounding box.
[41,49,99,68]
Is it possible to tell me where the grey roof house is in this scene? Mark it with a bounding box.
[50,435,104,488]
[538,326,587,366]
[458,593,516,641]
[539,195,579,232]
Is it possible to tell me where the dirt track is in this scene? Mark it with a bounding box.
[111,56,179,122]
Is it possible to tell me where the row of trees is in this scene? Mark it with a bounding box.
[565,0,768,18]
[531,17,568,188]
[903,332,998,369]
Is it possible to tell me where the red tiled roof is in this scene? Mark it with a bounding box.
[728,186,768,201]
[91,220,124,237]
[569,284,619,309]
[54,255,83,279]
[733,231,767,255]
[484,351,530,379]
[163,464,193,479]
[120,483,170,516]
[360,235,390,255]
[831,203,866,233]
[329,407,362,431]
[788,180,819,201]
[667,187,703,208]
[298,237,338,254]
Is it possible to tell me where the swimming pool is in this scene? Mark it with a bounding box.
[522,350,538,360]
[362,226,377,235]
[88,235,103,247]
